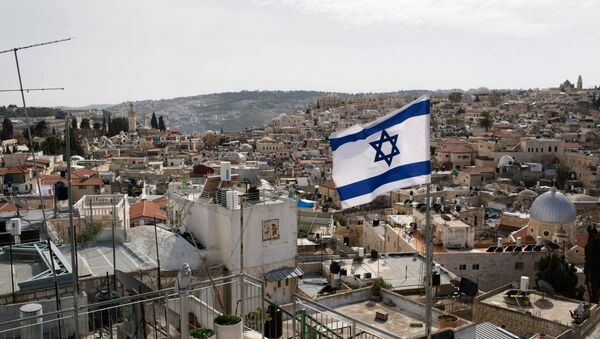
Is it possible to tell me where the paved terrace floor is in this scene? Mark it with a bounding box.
[482,291,581,326]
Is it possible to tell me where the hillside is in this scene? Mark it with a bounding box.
[106,90,331,132]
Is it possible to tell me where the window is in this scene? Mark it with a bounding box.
[285,279,289,286]
[515,262,524,270]
[459,264,467,271]
[543,230,550,237]
[472,264,480,270]
[277,281,281,288]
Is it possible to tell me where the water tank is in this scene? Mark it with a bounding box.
[371,249,379,259]
[10,218,21,236]
[520,276,530,292]
[497,237,503,248]
[220,161,231,181]
[329,261,341,274]
[264,305,282,339]
[516,237,522,247]
[358,247,365,258]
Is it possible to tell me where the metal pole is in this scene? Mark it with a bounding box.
[424,184,433,339]
[9,235,15,303]
[180,291,189,339]
[89,198,93,227]
[65,113,80,337]
[112,197,117,288]
[154,217,162,290]
[13,49,50,235]
[239,195,245,319]
[47,239,63,339]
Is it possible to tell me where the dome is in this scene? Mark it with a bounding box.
[569,194,598,202]
[530,188,576,224]
[518,189,538,199]
[498,155,514,167]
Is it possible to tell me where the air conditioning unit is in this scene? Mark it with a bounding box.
[9,218,21,236]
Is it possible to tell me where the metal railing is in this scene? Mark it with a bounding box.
[0,273,265,339]
[292,295,404,339]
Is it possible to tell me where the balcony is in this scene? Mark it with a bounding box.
[0,273,398,338]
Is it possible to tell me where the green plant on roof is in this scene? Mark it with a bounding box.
[189,328,215,339]
[214,314,241,326]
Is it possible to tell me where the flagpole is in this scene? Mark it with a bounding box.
[424,184,433,338]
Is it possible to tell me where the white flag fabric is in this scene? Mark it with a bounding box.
[329,95,431,209]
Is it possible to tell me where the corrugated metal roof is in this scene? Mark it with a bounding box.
[476,322,520,339]
[264,266,304,282]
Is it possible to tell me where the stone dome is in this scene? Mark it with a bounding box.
[498,155,514,167]
[530,188,576,224]
[518,189,538,199]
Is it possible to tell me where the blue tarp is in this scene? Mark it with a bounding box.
[297,199,315,208]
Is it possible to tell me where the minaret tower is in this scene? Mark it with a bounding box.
[128,102,136,132]
[577,75,583,90]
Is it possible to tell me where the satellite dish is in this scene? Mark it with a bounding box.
[537,279,555,300]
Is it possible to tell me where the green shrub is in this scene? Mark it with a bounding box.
[214,314,241,326]
[190,328,215,339]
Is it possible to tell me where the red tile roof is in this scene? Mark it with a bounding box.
[130,200,167,221]
[5,166,32,175]
[320,181,337,190]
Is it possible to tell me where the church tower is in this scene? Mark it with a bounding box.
[128,103,137,132]
[577,75,583,90]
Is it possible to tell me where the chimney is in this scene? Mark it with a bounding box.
[497,237,503,248]
[516,237,522,247]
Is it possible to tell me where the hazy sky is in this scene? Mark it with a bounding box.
[1,0,598,107]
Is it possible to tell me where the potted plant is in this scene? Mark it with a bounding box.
[370,277,392,302]
[190,328,215,339]
[214,314,243,339]
[437,314,459,329]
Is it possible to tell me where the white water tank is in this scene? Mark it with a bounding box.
[225,190,238,209]
[221,161,231,181]
[10,218,21,236]
[358,247,365,258]
[520,276,529,292]
[516,237,522,247]
[497,237,503,248]
[536,236,542,246]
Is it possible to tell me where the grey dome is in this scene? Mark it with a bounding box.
[530,188,576,224]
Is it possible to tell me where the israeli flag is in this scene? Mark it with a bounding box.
[329,95,431,209]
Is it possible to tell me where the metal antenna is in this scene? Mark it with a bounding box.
[0,87,64,93]
[1,37,78,338]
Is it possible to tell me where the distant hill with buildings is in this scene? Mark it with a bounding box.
[104,89,445,133]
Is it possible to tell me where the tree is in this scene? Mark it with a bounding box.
[150,112,158,129]
[585,226,600,302]
[33,120,48,137]
[80,118,91,129]
[536,253,579,299]
[107,117,129,136]
[41,135,64,155]
[556,163,571,189]
[158,115,166,132]
[474,94,481,102]
[71,117,78,130]
[52,127,56,135]
[448,92,462,103]
[1,118,14,140]
[479,112,493,131]
[489,93,502,106]
[93,122,101,130]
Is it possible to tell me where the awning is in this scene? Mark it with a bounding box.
[265,266,304,282]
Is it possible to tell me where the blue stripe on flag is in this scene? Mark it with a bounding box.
[336,160,431,201]
[329,99,430,151]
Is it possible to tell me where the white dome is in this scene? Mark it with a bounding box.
[498,155,514,167]
[530,188,576,224]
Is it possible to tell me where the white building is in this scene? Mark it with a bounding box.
[171,169,300,304]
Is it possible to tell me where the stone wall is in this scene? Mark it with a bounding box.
[433,250,549,291]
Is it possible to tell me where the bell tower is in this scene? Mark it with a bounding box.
[128,102,136,132]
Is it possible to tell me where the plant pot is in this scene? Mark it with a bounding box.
[437,314,458,329]
[214,318,243,339]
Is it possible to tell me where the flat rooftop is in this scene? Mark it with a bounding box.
[326,300,437,337]
[327,254,452,290]
[482,291,582,326]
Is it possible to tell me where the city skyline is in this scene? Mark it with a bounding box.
[1,0,598,107]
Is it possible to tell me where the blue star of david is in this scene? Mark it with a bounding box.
[369,130,400,166]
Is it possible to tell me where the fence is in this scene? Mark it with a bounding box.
[0,273,265,339]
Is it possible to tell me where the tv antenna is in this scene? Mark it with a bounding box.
[1,37,77,338]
